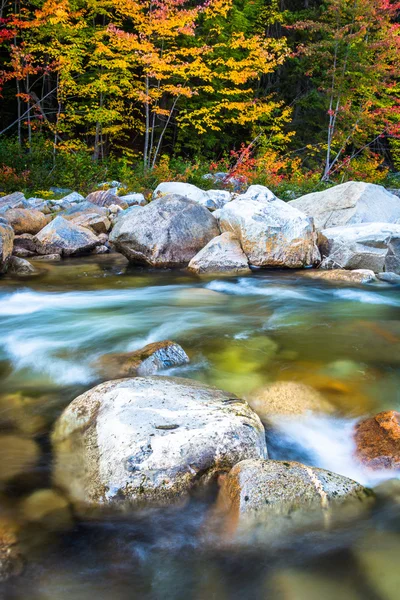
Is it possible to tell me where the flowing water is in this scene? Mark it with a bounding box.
[0,254,400,599]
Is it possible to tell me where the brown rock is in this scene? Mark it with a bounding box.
[20,489,73,531]
[3,208,48,235]
[0,219,14,273]
[86,190,128,209]
[7,256,37,276]
[247,381,334,422]
[69,213,111,234]
[0,518,24,582]
[354,410,400,469]
[0,435,40,483]
[300,269,377,284]
[95,340,189,379]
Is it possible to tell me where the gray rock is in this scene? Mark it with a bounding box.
[60,201,109,219]
[110,195,220,267]
[32,253,61,262]
[7,256,37,275]
[214,459,373,541]
[92,244,109,255]
[216,195,320,268]
[301,268,377,284]
[0,192,25,209]
[69,213,111,234]
[49,186,72,195]
[153,182,232,211]
[0,219,14,273]
[34,216,100,256]
[26,198,52,214]
[13,233,37,254]
[118,193,146,206]
[378,271,400,283]
[320,222,400,272]
[52,376,267,514]
[235,184,276,203]
[59,192,85,203]
[95,340,189,379]
[188,232,250,274]
[12,248,35,258]
[290,182,400,230]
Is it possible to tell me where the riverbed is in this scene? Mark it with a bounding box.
[1,254,400,599]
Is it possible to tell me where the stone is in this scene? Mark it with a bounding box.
[300,268,377,284]
[215,194,320,268]
[247,381,334,421]
[320,222,400,272]
[1,208,48,235]
[31,253,61,262]
[214,459,373,540]
[153,182,231,211]
[109,195,220,267]
[49,186,72,195]
[13,233,37,254]
[289,181,400,230]
[92,244,109,255]
[0,219,14,273]
[7,256,37,276]
[270,569,361,600]
[69,213,111,234]
[378,271,400,283]
[52,376,267,513]
[95,341,190,379]
[21,489,73,531]
[0,192,25,209]
[354,531,400,600]
[0,435,40,483]
[385,235,400,274]
[188,232,250,274]
[86,190,128,209]
[97,233,109,245]
[34,216,100,256]
[235,184,276,203]
[118,193,146,206]
[354,410,400,469]
[0,519,24,582]
[60,201,109,220]
[59,191,85,203]
[12,248,35,259]
[0,392,48,436]
[25,198,52,214]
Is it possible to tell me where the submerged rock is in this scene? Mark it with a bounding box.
[354,410,400,469]
[52,376,267,514]
[7,256,37,276]
[319,222,400,272]
[378,271,400,283]
[290,181,400,230]
[20,489,73,532]
[214,459,372,541]
[95,341,189,379]
[188,232,250,275]
[0,519,24,582]
[109,195,220,267]
[300,268,377,284]
[0,219,14,273]
[215,194,320,268]
[2,208,48,235]
[34,216,100,256]
[247,381,334,421]
[0,435,40,483]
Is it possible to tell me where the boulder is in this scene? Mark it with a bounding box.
[354,410,400,470]
[235,184,276,203]
[59,191,85,203]
[34,216,100,256]
[0,219,14,273]
[289,182,400,230]
[214,459,372,539]
[25,198,52,214]
[319,222,400,272]
[31,253,61,262]
[0,192,25,209]
[60,201,109,220]
[215,195,320,268]
[118,193,146,206]
[13,233,37,254]
[7,256,37,276]
[188,232,250,275]
[95,341,189,379]
[153,182,231,211]
[69,213,111,234]
[52,376,267,513]
[86,190,128,209]
[378,271,400,284]
[247,381,334,421]
[92,244,109,255]
[2,208,48,235]
[109,195,220,267]
[300,268,377,284]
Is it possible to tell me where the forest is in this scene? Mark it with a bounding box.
[0,0,399,195]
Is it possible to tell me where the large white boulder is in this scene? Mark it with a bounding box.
[320,222,400,272]
[51,376,267,513]
[235,184,276,203]
[215,195,320,268]
[109,195,220,267]
[289,181,400,230]
[188,232,250,274]
[153,182,232,211]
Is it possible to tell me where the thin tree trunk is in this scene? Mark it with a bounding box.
[151,95,180,169]
[143,75,150,170]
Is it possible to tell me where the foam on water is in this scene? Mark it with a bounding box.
[268,413,399,487]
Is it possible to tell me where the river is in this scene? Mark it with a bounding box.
[0,254,399,599]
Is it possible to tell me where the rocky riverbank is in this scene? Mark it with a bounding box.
[1,180,400,281]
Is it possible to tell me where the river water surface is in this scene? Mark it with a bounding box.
[1,254,400,599]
